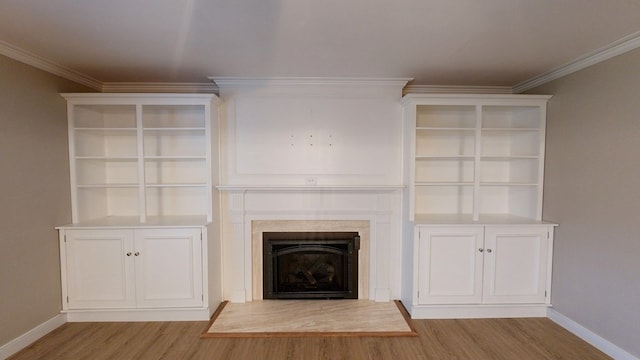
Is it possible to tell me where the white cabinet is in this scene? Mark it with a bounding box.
[57,93,222,321]
[61,228,204,312]
[416,226,551,308]
[482,226,550,304]
[417,227,484,305]
[401,94,557,319]
[63,229,135,309]
[133,228,203,308]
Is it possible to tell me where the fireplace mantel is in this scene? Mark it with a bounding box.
[214,78,406,304]
[217,185,404,192]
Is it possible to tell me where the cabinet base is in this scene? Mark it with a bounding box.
[409,304,550,319]
[63,307,212,322]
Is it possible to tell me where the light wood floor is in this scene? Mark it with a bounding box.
[9,317,610,360]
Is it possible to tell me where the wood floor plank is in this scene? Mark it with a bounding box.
[8,317,611,360]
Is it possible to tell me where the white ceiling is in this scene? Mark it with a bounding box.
[1,0,640,89]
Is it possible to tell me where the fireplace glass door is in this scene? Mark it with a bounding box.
[263,232,359,299]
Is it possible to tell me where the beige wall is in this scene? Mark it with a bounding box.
[0,55,91,345]
[530,48,640,357]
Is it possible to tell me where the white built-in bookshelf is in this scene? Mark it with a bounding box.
[64,94,220,225]
[401,94,557,319]
[404,94,552,223]
[57,93,222,322]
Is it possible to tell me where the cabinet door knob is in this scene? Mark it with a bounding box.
[134,252,140,256]
[486,249,492,253]
[126,252,132,256]
[478,248,484,253]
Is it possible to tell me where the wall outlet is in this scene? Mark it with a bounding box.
[305,177,318,185]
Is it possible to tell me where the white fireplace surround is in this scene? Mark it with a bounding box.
[218,186,402,303]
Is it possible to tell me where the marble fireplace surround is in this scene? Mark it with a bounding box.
[220,187,401,303]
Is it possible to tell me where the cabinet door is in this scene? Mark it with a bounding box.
[482,226,549,304]
[64,229,135,309]
[417,227,484,304]
[134,228,203,308]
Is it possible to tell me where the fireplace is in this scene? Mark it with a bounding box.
[263,232,360,299]
[220,188,400,303]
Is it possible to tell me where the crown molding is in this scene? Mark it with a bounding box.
[0,40,102,91]
[404,85,512,95]
[513,30,640,93]
[210,77,413,89]
[5,28,640,96]
[101,82,218,94]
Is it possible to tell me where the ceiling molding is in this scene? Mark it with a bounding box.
[404,85,512,95]
[0,40,102,91]
[210,77,413,89]
[4,26,640,96]
[513,30,640,93]
[101,82,218,93]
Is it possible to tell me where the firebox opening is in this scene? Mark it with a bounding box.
[263,232,359,299]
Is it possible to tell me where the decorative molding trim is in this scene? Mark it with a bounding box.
[401,93,552,103]
[216,185,404,192]
[64,308,210,322]
[0,40,102,91]
[210,77,412,89]
[102,82,218,94]
[513,30,640,93]
[5,28,640,96]
[409,304,548,319]
[0,40,219,94]
[404,85,512,95]
[0,314,67,359]
[231,210,391,218]
[547,308,639,360]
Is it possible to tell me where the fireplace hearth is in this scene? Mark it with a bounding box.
[263,232,360,299]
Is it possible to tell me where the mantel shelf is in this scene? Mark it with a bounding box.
[216,185,404,192]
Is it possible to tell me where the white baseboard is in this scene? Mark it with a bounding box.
[0,314,67,360]
[547,308,639,360]
[409,304,549,319]
[374,288,391,302]
[64,308,210,322]
[230,290,247,303]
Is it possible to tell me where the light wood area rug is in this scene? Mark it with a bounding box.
[202,300,417,338]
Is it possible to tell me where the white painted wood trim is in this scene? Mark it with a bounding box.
[3,29,640,96]
[0,314,67,359]
[210,77,412,88]
[401,93,552,103]
[216,185,404,192]
[404,85,512,95]
[409,304,549,319]
[547,308,639,360]
[374,288,392,302]
[61,92,220,103]
[513,30,640,93]
[0,40,102,90]
[101,82,218,93]
[64,308,211,322]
